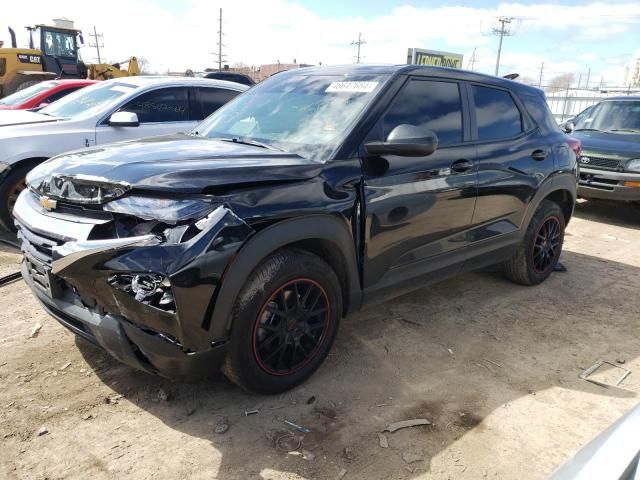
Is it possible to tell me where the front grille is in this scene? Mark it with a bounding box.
[580,156,621,170]
[15,219,64,294]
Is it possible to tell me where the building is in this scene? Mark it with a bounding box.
[257,62,313,82]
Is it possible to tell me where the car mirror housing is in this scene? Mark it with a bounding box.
[364,124,438,157]
[109,111,140,127]
[562,121,575,134]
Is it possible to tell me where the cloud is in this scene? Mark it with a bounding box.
[1,0,637,84]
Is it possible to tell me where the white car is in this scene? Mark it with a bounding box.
[0,76,248,230]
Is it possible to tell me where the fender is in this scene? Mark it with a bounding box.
[521,171,577,230]
[208,214,362,341]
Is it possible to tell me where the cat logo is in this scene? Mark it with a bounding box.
[39,196,58,211]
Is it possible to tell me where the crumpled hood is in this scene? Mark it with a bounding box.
[28,133,323,194]
[571,131,640,157]
[0,109,58,126]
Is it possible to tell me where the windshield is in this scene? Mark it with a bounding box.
[0,81,57,106]
[196,72,390,160]
[39,81,136,119]
[574,100,640,132]
[42,30,77,58]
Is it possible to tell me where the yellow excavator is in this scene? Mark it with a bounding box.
[0,19,139,98]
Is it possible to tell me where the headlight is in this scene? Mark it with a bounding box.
[104,196,216,222]
[34,174,130,204]
[625,159,640,173]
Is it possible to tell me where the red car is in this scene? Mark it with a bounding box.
[0,79,97,110]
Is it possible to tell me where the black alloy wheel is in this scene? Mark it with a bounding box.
[531,216,561,274]
[253,278,330,376]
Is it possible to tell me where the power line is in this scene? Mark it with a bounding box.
[88,26,104,64]
[350,33,366,64]
[491,16,515,76]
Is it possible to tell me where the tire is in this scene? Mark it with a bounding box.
[223,248,342,394]
[503,199,565,286]
[0,162,37,232]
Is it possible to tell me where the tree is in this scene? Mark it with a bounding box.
[518,76,537,86]
[136,57,150,74]
[546,73,575,92]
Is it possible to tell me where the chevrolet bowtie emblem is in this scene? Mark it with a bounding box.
[39,196,58,211]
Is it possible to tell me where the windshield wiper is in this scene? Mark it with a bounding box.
[211,136,283,152]
[574,128,602,132]
[607,128,640,133]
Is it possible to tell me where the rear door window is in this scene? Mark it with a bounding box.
[383,79,464,146]
[43,87,82,105]
[472,85,523,140]
[192,87,240,120]
[119,87,189,123]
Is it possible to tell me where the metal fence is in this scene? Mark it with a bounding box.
[544,86,640,123]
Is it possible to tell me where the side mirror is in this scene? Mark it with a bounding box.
[109,111,139,127]
[562,121,575,133]
[364,124,438,157]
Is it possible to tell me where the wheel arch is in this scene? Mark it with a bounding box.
[1,156,50,180]
[522,174,577,230]
[209,214,362,341]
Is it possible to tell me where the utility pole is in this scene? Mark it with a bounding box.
[467,47,478,71]
[538,62,544,87]
[491,16,515,76]
[350,33,366,64]
[585,67,591,89]
[214,8,227,70]
[88,26,104,64]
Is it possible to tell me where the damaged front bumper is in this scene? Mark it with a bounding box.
[14,190,254,379]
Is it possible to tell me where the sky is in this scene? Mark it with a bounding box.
[2,0,639,86]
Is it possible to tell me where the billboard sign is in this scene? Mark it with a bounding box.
[407,48,464,69]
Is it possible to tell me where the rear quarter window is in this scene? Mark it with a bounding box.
[519,91,561,132]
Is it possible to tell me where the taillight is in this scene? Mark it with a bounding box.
[566,137,581,159]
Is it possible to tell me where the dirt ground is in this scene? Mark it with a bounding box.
[1,199,639,480]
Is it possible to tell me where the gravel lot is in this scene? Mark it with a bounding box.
[1,199,639,480]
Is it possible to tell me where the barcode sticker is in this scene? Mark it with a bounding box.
[326,81,378,93]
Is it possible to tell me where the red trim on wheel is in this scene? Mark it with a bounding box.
[252,277,330,376]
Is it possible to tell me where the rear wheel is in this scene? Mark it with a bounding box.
[503,199,565,285]
[223,248,342,394]
[0,162,36,232]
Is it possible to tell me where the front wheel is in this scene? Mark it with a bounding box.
[0,163,34,232]
[503,199,566,285]
[223,248,342,394]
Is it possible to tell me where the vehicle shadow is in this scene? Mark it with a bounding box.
[574,198,640,228]
[77,249,640,479]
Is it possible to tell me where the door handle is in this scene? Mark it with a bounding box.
[451,159,473,173]
[531,149,548,161]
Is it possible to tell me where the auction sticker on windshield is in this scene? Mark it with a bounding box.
[110,85,136,93]
[326,82,379,93]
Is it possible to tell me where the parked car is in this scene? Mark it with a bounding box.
[0,76,247,230]
[0,79,97,111]
[204,71,255,86]
[559,104,595,131]
[563,96,640,202]
[14,65,577,393]
[550,403,640,479]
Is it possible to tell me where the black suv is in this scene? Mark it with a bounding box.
[15,65,577,393]
[564,96,640,201]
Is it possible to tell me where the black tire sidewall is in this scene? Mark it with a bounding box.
[523,201,565,284]
[226,249,342,394]
[0,163,36,231]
